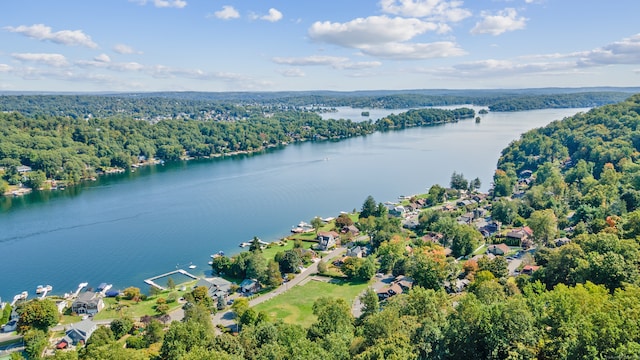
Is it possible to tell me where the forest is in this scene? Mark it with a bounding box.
[0,90,632,120]
[0,107,471,193]
[7,95,640,360]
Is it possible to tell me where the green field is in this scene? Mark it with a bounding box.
[261,240,313,262]
[253,278,369,328]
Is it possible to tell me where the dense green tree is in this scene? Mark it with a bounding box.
[16,299,59,332]
[359,288,379,319]
[24,329,47,359]
[360,195,377,218]
[528,209,558,244]
[110,317,133,339]
[450,171,468,190]
[450,225,482,258]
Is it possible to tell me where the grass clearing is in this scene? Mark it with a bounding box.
[261,240,313,262]
[253,278,369,328]
[93,285,193,321]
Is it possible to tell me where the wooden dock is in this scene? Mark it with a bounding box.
[144,269,198,290]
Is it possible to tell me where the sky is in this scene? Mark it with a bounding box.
[1,0,640,92]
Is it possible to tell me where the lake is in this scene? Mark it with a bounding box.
[0,107,589,300]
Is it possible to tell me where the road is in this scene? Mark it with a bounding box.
[211,247,346,330]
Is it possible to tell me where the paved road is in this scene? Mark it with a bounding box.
[212,247,347,330]
[351,274,395,318]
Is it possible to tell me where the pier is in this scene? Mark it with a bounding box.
[144,269,198,290]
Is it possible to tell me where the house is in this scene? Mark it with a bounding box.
[471,253,496,262]
[456,199,474,207]
[71,291,104,315]
[194,277,232,306]
[239,279,260,293]
[389,206,406,217]
[442,203,456,212]
[457,212,474,225]
[376,283,404,300]
[59,319,97,348]
[422,232,444,245]
[317,231,340,251]
[554,237,571,247]
[394,275,414,291]
[2,319,17,333]
[445,279,470,293]
[522,265,540,275]
[505,226,533,246]
[341,225,360,236]
[487,243,511,256]
[346,246,365,258]
[16,165,32,173]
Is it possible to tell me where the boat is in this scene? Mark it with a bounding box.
[188,264,197,269]
[97,283,108,292]
[36,285,52,294]
[208,261,213,265]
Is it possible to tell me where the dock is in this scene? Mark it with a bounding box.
[144,269,197,290]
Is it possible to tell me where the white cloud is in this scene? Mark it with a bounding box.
[11,53,69,67]
[272,55,350,66]
[277,68,305,77]
[471,8,527,36]
[131,0,187,8]
[113,44,142,54]
[0,64,12,72]
[309,16,440,48]
[577,34,640,66]
[273,55,383,70]
[379,0,472,22]
[212,5,240,20]
[5,24,98,48]
[261,8,283,22]
[360,41,465,59]
[94,54,111,63]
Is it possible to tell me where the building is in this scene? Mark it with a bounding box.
[193,277,232,307]
[317,231,340,251]
[239,279,260,293]
[71,291,104,315]
[487,243,511,256]
[58,319,97,348]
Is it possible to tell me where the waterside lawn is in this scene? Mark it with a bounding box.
[93,283,194,321]
[253,278,369,328]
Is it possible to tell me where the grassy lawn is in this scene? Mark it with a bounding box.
[92,286,191,321]
[261,240,313,262]
[253,278,369,328]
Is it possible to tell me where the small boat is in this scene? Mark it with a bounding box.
[208,261,213,265]
[188,264,197,269]
[36,285,52,294]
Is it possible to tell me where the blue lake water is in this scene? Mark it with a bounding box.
[0,107,588,300]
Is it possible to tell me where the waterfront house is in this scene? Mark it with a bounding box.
[16,165,32,173]
[317,231,339,251]
[71,291,104,315]
[194,277,232,305]
[59,319,97,348]
[240,279,260,293]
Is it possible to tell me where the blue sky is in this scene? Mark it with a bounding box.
[1,0,640,92]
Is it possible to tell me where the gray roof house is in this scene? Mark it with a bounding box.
[194,278,231,298]
[60,319,97,347]
[71,291,104,315]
